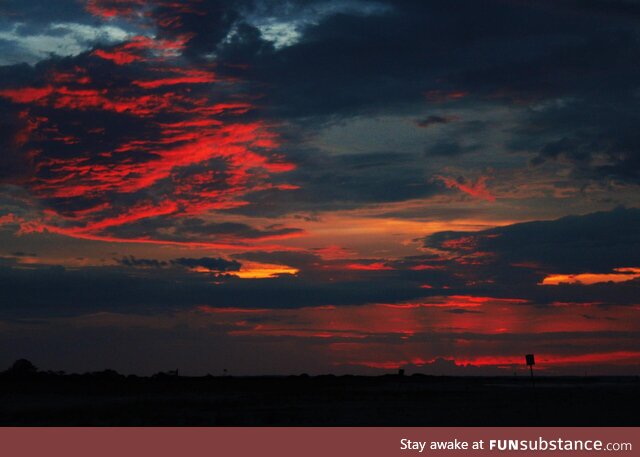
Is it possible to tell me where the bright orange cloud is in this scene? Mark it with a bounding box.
[541,267,640,285]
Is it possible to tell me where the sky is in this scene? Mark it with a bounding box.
[1,0,639,376]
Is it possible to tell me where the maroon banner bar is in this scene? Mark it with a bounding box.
[1,427,636,457]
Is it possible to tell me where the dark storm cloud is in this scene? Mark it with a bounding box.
[0,101,29,179]
[116,255,241,271]
[522,96,640,184]
[177,219,302,240]
[424,206,640,274]
[232,149,440,216]
[117,256,168,268]
[515,0,640,22]
[216,9,440,118]
[212,0,640,184]
[0,264,424,318]
[234,250,322,269]
[102,217,304,243]
[212,0,640,116]
[171,257,241,271]
[410,207,640,306]
[0,0,92,26]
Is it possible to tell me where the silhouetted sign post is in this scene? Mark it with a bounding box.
[525,354,539,420]
[525,354,536,386]
[526,354,535,376]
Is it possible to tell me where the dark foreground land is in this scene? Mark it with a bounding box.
[1,371,639,426]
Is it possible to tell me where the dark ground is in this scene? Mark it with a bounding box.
[1,370,639,426]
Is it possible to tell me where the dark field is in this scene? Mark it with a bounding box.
[1,372,638,426]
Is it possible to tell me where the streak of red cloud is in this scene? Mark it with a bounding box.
[179,298,640,374]
[441,235,477,250]
[15,219,299,251]
[181,298,640,373]
[158,119,222,129]
[86,0,205,19]
[78,200,179,232]
[344,262,394,271]
[85,0,147,18]
[0,86,54,103]
[13,111,47,146]
[30,120,289,203]
[435,174,496,202]
[510,261,544,269]
[338,351,640,371]
[346,357,434,370]
[409,264,443,270]
[0,9,298,248]
[132,73,216,88]
[91,35,192,65]
[380,295,510,309]
[49,68,92,85]
[0,213,17,225]
[196,306,269,314]
[455,351,640,367]
[274,184,301,190]
[92,48,142,65]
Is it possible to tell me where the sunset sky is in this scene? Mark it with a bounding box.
[1,0,639,376]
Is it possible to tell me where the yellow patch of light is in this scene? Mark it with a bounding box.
[541,267,640,286]
[232,262,299,279]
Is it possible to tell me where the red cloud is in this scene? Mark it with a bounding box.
[85,0,147,18]
[132,68,217,88]
[86,0,203,19]
[435,175,496,202]
[92,35,192,65]
[0,86,54,103]
[0,16,297,248]
[344,262,394,271]
[92,48,142,65]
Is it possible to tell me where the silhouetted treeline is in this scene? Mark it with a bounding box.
[1,360,639,426]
